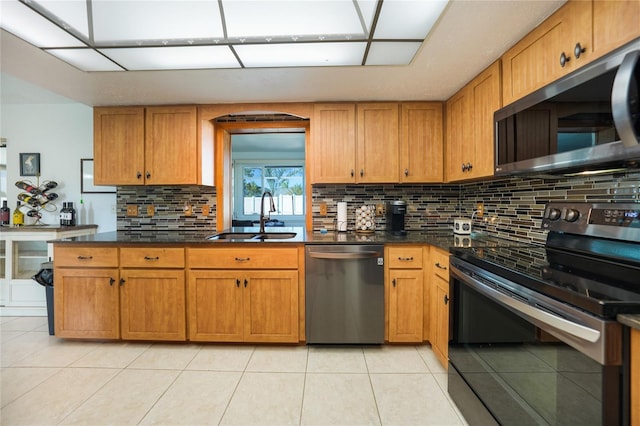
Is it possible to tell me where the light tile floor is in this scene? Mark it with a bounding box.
[1,316,468,425]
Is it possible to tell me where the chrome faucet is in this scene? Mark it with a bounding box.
[259,190,276,233]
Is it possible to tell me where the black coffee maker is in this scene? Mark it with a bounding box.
[386,200,407,235]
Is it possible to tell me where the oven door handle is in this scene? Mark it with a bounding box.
[451,266,602,343]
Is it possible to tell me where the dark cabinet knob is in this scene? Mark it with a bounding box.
[350,169,354,177]
[137,172,142,179]
[236,279,240,288]
[404,168,409,177]
[461,163,466,172]
[444,295,449,305]
[560,52,570,67]
[146,171,151,179]
[392,278,396,287]
[119,278,125,286]
[109,277,115,286]
[360,169,364,177]
[574,42,586,59]
[244,279,248,288]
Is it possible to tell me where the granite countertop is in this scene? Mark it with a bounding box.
[51,227,511,252]
[617,314,640,331]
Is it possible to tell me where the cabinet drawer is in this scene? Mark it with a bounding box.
[188,247,299,269]
[54,246,119,268]
[120,247,185,268]
[431,248,450,280]
[387,246,423,269]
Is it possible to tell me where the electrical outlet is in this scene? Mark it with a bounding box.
[319,202,327,216]
[147,205,155,216]
[126,205,138,217]
[202,204,210,216]
[183,204,192,216]
[375,204,384,216]
[476,202,484,218]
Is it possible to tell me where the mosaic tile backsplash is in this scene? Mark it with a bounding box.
[117,171,639,245]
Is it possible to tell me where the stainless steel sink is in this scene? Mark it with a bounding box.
[207,232,297,241]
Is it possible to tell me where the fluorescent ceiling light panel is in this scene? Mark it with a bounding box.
[0,0,84,47]
[92,0,224,43]
[366,42,422,65]
[235,42,367,68]
[224,1,370,40]
[374,0,448,39]
[99,46,240,70]
[46,48,124,71]
[33,0,89,39]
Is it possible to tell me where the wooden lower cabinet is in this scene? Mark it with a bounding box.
[430,247,450,369]
[188,269,299,343]
[120,269,186,341]
[385,245,426,343]
[632,328,640,426]
[54,268,120,339]
[187,246,301,343]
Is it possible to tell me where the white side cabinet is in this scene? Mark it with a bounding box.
[0,225,97,316]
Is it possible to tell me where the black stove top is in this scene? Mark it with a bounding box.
[449,202,640,319]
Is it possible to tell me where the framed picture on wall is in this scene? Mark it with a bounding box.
[81,158,116,193]
[20,153,40,176]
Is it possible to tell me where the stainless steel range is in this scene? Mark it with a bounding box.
[448,202,640,425]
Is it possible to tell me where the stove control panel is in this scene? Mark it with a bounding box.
[542,202,640,242]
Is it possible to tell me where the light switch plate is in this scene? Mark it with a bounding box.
[319,202,327,216]
[126,205,138,217]
[202,204,210,216]
[184,204,192,216]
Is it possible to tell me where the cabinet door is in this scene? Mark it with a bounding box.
[120,269,186,341]
[187,270,243,342]
[432,275,450,369]
[311,103,357,183]
[592,0,640,58]
[93,107,145,185]
[400,103,443,183]
[357,103,400,183]
[243,270,299,343]
[388,269,424,343]
[145,106,198,185]
[54,268,120,339]
[501,1,592,105]
[469,61,501,179]
[445,89,470,182]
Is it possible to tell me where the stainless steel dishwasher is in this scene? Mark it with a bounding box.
[305,244,384,344]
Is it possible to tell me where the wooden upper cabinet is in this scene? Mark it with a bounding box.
[357,103,400,183]
[446,61,501,182]
[94,107,145,185]
[311,103,357,183]
[400,103,443,183]
[94,105,205,186]
[501,0,592,105]
[592,0,640,59]
[145,106,198,185]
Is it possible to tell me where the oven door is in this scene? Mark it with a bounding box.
[448,259,627,426]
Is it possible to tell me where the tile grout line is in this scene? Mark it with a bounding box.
[216,345,257,425]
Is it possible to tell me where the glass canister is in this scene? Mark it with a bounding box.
[355,205,375,233]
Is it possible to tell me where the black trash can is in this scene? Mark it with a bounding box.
[32,261,54,335]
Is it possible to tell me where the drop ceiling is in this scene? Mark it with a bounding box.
[0,0,567,107]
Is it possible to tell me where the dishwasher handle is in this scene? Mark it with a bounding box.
[308,250,382,260]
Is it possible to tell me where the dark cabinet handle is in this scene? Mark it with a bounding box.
[444,295,449,305]
[244,279,248,288]
[461,163,466,172]
[109,277,115,286]
[435,262,447,270]
[350,169,354,177]
[235,257,250,262]
[144,256,160,261]
[467,162,473,171]
[360,169,364,177]
[146,171,151,179]
[404,168,409,177]
[137,172,142,179]
[574,42,586,59]
[77,255,93,260]
[392,278,396,287]
[560,51,570,67]
[398,257,414,261]
[119,278,125,286]
[236,279,240,288]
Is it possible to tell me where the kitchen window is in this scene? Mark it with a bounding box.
[232,161,305,226]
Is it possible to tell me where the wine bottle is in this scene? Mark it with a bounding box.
[68,202,77,226]
[13,202,24,226]
[1,200,10,225]
[60,202,68,226]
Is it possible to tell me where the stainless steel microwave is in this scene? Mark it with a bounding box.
[494,38,640,176]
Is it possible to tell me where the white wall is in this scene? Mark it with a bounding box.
[1,101,116,232]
